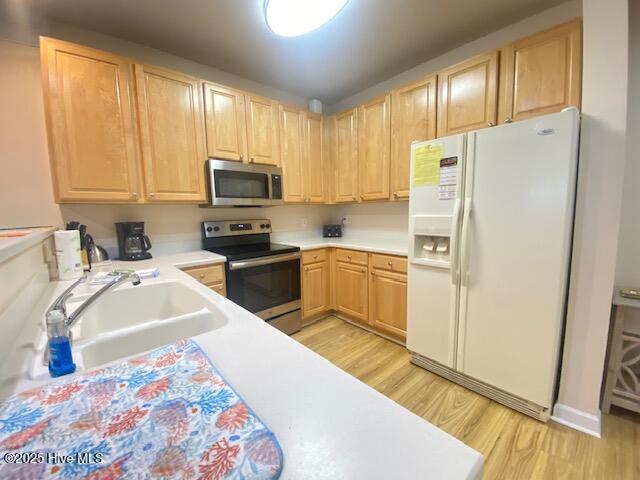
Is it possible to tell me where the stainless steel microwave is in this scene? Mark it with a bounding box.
[203,159,283,207]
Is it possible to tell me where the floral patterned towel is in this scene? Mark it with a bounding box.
[0,339,283,479]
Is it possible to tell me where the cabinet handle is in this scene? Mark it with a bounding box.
[393,192,398,198]
[199,274,205,279]
[347,255,352,260]
[388,261,393,266]
[304,267,309,272]
[487,122,495,127]
[505,118,513,123]
[371,271,375,276]
[352,195,356,200]
[149,193,155,197]
[239,154,244,161]
[250,157,255,163]
[132,192,138,197]
[313,255,318,259]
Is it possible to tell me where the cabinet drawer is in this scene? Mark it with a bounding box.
[182,263,225,285]
[371,254,407,273]
[209,283,226,296]
[335,249,368,266]
[302,249,328,265]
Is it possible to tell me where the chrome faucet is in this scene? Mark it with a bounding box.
[43,272,141,365]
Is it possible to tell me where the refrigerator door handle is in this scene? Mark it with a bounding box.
[450,197,462,284]
[460,199,472,286]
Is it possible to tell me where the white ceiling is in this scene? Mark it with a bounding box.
[5,0,567,104]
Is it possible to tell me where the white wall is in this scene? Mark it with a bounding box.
[328,0,582,113]
[330,202,409,233]
[0,40,63,229]
[553,0,629,436]
[60,203,331,257]
[615,0,640,287]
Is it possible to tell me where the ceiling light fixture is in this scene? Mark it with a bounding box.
[264,0,349,37]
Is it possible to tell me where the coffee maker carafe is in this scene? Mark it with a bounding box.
[115,222,152,261]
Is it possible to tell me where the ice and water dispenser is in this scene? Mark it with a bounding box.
[410,215,453,268]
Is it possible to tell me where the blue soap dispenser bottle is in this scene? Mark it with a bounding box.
[47,310,76,377]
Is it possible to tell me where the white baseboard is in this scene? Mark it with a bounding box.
[551,403,601,437]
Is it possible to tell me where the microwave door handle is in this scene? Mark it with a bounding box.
[229,252,301,270]
[267,173,273,200]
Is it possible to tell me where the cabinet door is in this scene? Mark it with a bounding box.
[391,76,437,200]
[305,112,325,203]
[302,260,330,318]
[437,51,499,136]
[499,19,581,123]
[135,64,206,202]
[335,109,359,203]
[323,115,337,204]
[203,82,247,161]
[40,38,141,203]
[335,261,368,322]
[370,269,407,340]
[279,104,306,202]
[358,94,391,201]
[245,94,280,166]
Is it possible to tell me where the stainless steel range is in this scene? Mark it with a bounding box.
[201,220,301,335]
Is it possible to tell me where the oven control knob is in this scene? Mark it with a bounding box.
[265,223,271,229]
[206,226,213,233]
[260,223,267,229]
[213,226,220,232]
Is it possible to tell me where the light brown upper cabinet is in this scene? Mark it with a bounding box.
[322,115,337,204]
[279,104,306,203]
[245,94,280,166]
[203,83,248,162]
[40,38,141,203]
[499,19,582,123]
[304,112,325,203]
[335,108,359,203]
[437,51,499,136]
[135,64,206,202]
[390,76,437,200]
[358,94,391,201]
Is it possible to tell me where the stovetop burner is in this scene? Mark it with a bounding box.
[201,219,299,261]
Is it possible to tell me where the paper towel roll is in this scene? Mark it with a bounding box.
[54,230,83,280]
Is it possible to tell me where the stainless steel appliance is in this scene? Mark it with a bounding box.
[115,222,152,261]
[202,220,301,334]
[203,159,284,207]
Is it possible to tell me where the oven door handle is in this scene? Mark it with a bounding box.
[228,252,301,270]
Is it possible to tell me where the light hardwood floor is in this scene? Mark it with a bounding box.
[292,316,640,479]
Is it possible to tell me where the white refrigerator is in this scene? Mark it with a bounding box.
[406,109,579,420]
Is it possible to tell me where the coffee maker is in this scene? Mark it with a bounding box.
[115,222,152,261]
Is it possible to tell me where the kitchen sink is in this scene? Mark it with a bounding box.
[32,280,228,378]
[67,281,218,338]
[77,309,224,369]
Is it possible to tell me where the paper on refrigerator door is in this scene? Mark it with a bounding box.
[413,144,443,186]
[438,156,457,200]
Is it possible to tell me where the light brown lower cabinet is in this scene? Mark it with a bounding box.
[369,269,407,341]
[334,260,369,323]
[301,248,407,342]
[302,250,330,318]
[181,263,226,296]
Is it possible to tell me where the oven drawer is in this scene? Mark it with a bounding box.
[335,249,368,266]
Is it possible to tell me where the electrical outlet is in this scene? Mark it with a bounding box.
[342,216,349,226]
[301,217,308,228]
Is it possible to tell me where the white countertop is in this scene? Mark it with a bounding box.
[0,226,56,264]
[272,231,409,256]
[2,249,481,479]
